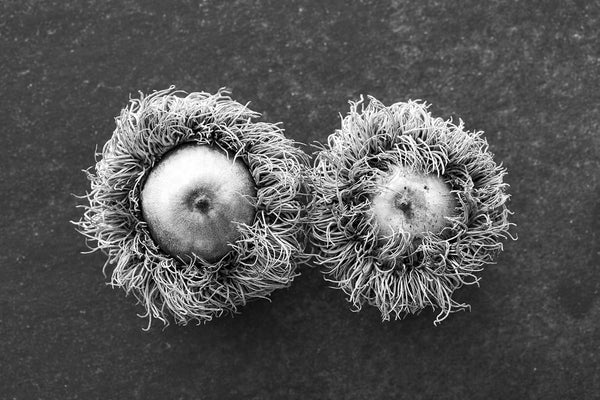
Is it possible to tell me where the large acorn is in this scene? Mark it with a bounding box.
[76,87,308,327]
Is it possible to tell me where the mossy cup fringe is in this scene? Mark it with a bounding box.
[307,96,515,324]
[75,87,309,328]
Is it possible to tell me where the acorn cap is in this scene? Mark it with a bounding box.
[75,87,308,327]
[308,96,514,324]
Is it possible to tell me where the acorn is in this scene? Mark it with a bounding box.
[140,143,256,263]
[307,96,514,324]
[75,87,308,327]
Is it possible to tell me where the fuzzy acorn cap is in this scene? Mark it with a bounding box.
[307,96,514,324]
[75,87,309,328]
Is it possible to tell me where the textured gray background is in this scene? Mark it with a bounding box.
[1,1,599,399]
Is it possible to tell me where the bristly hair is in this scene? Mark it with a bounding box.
[307,96,515,324]
[74,86,309,329]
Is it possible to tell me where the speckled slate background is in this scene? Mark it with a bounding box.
[1,1,599,399]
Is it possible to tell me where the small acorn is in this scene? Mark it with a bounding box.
[371,165,456,239]
[307,96,514,324]
[76,87,308,327]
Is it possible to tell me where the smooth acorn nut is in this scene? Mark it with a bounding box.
[141,143,256,262]
[372,166,455,238]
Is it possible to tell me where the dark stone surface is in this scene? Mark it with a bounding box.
[1,0,599,399]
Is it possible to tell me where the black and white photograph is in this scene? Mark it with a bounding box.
[1,0,598,398]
